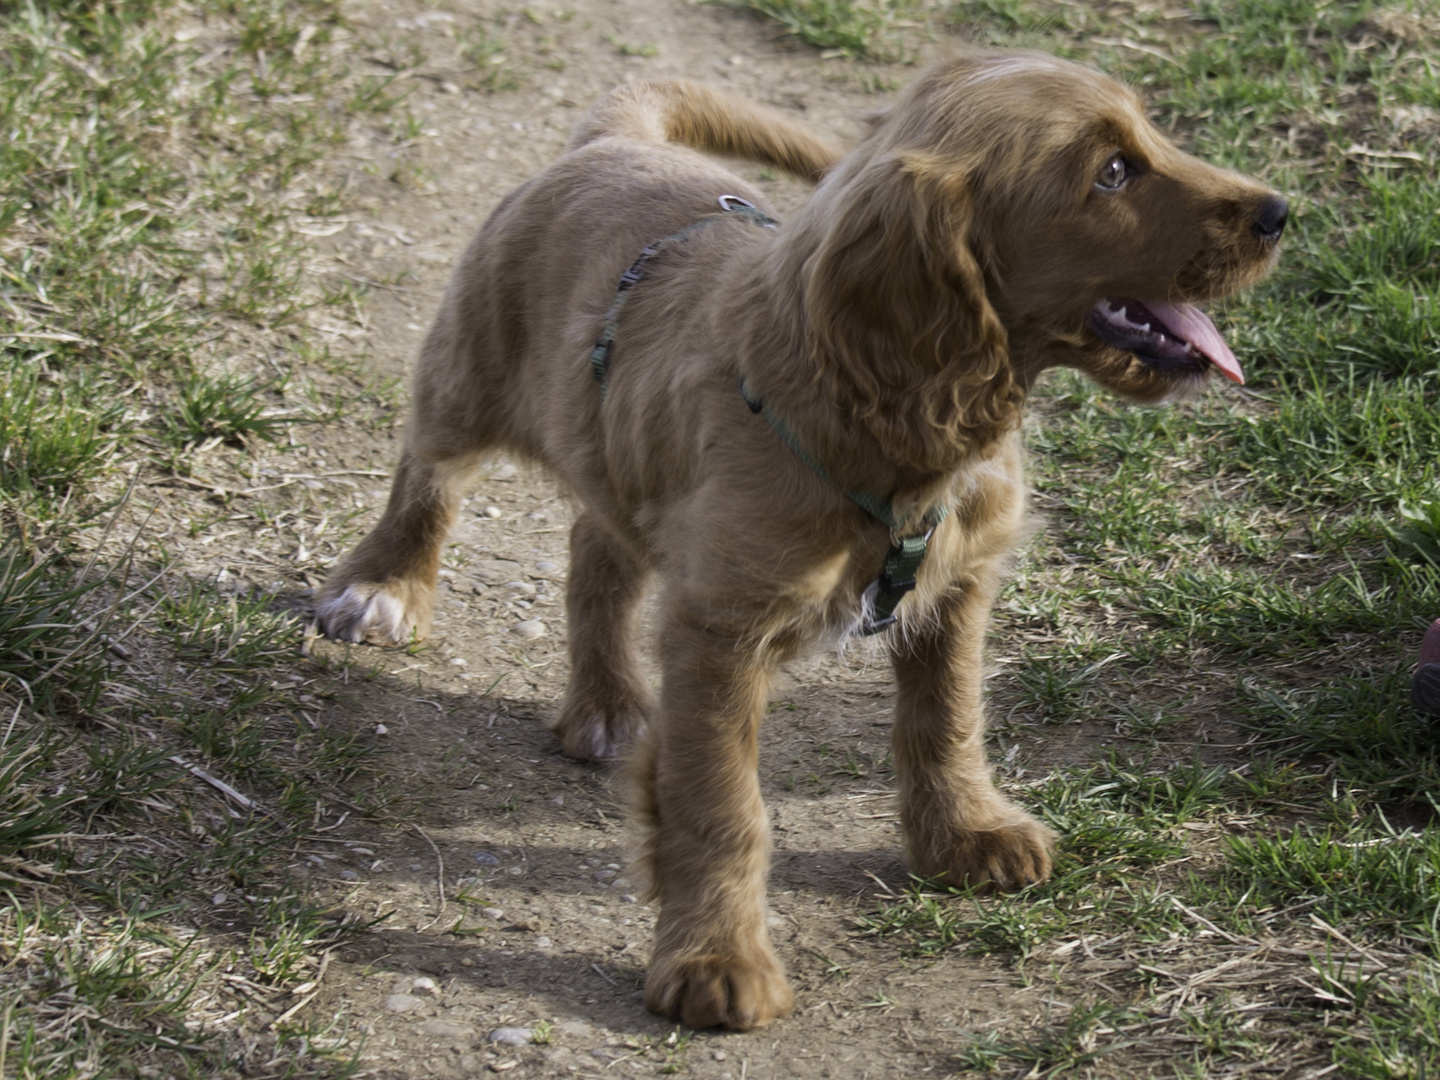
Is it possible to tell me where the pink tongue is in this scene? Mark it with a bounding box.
[1149,301,1245,385]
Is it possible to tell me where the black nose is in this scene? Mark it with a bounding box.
[1254,195,1289,241]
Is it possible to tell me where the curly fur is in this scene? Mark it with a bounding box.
[312,50,1285,1030]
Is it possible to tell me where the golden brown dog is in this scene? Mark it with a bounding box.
[314,51,1286,1031]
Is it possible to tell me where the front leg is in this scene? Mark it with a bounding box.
[636,611,793,1031]
[891,574,1054,890]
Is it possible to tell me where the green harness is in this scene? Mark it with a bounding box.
[591,195,778,395]
[590,196,948,635]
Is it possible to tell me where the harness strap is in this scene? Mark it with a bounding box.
[590,196,777,396]
[590,196,947,635]
[741,378,948,635]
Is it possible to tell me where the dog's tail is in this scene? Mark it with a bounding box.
[567,79,844,184]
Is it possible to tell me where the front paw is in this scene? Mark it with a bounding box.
[912,813,1056,892]
[312,580,431,646]
[645,947,793,1031]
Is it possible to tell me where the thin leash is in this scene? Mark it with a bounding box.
[591,195,948,635]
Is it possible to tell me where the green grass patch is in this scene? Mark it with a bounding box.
[1333,961,1440,1079]
[731,0,922,60]
[1224,815,1440,948]
[0,0,411,1074]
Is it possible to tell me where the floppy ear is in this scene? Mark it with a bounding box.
[802,151,1021,471]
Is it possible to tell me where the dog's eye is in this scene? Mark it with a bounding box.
[1096,154,1131,190]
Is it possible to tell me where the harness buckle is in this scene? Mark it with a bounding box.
[891,525,935,548]
[618,245,658,287]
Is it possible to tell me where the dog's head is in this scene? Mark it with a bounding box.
[801,51,1285,467]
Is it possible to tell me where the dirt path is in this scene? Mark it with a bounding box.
[287,3,1038,1075]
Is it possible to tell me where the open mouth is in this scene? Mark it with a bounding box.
[1086,299,1244,385]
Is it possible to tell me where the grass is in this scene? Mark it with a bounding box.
[731,0,924,61]
[0,0,416,1074]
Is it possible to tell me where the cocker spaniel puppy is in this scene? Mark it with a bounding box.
[314,50,1286,1030]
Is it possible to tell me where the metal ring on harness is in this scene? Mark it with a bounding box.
[718,194,777,226]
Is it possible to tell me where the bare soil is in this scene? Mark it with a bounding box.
[167,2,1211,1075]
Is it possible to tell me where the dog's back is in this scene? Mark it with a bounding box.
[403,81,844,515]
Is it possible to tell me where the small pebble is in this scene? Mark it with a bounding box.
[511,619,546,639]
[412,976,440,996]
[620,894,637,904]
[339,869,359,881]
[473,851,500,866]
[449,657,468,667]
[375,723,388,736]
[488,1026,533,1047]
[534,936,553,949]
[482,907,506,920]
[384,993,425,1013]
[483,506,503,518]
[535,560,559,573]
[211,892,226,905]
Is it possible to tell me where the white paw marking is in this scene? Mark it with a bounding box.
[314,584,414,646]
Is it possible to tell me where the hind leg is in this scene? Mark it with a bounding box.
[313,448,478,645]
[551,513,653,760]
